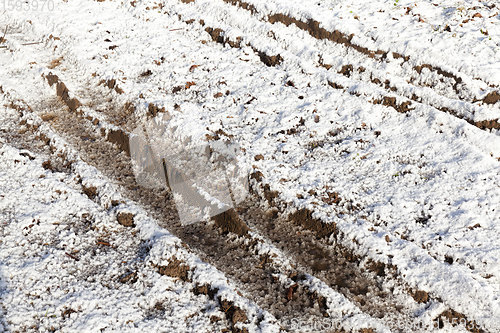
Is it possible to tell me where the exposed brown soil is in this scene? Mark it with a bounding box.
[107,128,131,155]
[249,171,264,182]
[204,27,242,48]
[193,283,219,299]
[32,96,346,332]
[372,96,413,113]
[408,289,429,304]
[147,103,165,117]
[153,256,191,281]
[220,299,249,332]
[327,81,344,89]
[326,60,500,132]
[339,64,354,77]
[81,184,97,199]
[288,208,337,239]
[45,73,59,86]
[118,270,138,284]
[222,0,257,15]
[42,160,53,170]
[435,309,484,333]
[414,63,463,94]
[44,72,81,112]
[99,78,124,94]
[257,52,283,67]
[262,184,279,207]
[483,91,500,105]
[117,212,135,227]
[474,119,500,130]
[266,13,379,59]
[327,71,420,115]
[239,202,417,326]
[27,78,330,330]
[203,26,282,67]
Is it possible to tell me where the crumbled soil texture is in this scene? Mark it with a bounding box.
[211,208,249,236]
[288,208,337,238]
[107,128,131,155]
[409,289,429,304]
[474,119,500,130]
[204,26,282,67]
[372,96,413,113]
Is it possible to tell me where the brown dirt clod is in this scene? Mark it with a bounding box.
[483,91,500,104]
[409,289,429,304]
[65,98,81,112]
[435,309,484,333]
[220,299,248,329]
[359,329,375,333]
[148,103,166,117]
[117,212,135,227]
[328,81,344,89]
[56,82,69,101]
[193,284,219,299]
[154,256,190,281]
[414,63,463,93]
[373,96,413,113]
[339,64,353,77]
[46,78,81,111]
[322,191,341,205]
[204,25,281,67]
[107,128,131,155]
[257,52,283,67]
[249,171,264,182]
[42,160,53,170]
[45,73,60,87]
[119,271,138,284]
[289,208,337,238]
[266,13,385,59]
[474,119,500,130]
[365,259,386,277]
[262,184,279,206]
[40,113,57,121]
[61,308,77,319]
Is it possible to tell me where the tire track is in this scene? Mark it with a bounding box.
[36,62,478,333]
[47,4,497,329]
[9,67,391,331]
[2,4,497,331]
[2,69,492,332]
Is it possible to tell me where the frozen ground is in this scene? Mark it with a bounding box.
[0,0,499,332]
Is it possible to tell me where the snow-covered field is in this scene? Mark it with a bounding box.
[0,0,499,332]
